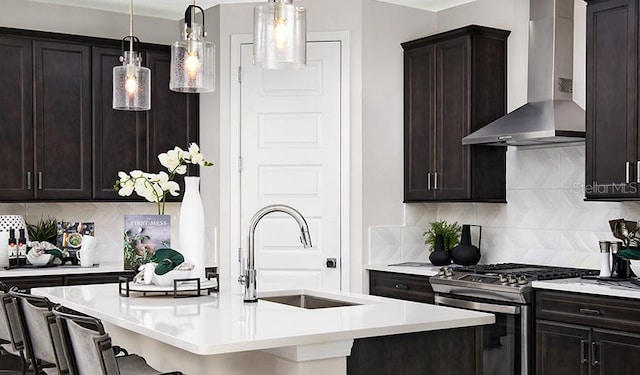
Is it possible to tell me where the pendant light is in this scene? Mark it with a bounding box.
[170,2,215,93]
[253,0,306,69]
[113,0,151,111]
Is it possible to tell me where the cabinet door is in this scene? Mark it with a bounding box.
[585,0,638,199]
[404,44,436,201]
[536,321,590,375]
[434,36,471,200]
[34,41,91,199]
[92,46,146,199]
[0,36,33,200]
[592,328,640,375]
[146,50,200,200]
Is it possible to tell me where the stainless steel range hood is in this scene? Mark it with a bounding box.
[462,0,585,146]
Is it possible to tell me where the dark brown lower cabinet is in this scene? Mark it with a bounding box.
[347,327,480,375]
[369,270,435,304]
[536,290,640,375]
[0,270,135,290]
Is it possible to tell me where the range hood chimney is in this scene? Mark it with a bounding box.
[462,0,585,146]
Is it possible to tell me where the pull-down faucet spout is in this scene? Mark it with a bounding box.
[238,204,312,302]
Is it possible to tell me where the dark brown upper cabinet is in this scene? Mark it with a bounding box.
[0,36,91,200]
[0,27,199,202]
[585,0,639,200]
[403,25,509,202]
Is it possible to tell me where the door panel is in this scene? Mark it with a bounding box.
[592,328,640,375]
[34,41,91,199]
[435,36,470,199]
[404,45,436,201]
[536,321,590,375]
[585,0,638,198]
[240,41,342,292]
[0,36,33,200]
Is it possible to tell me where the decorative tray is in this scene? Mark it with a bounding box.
[118,273,219,298]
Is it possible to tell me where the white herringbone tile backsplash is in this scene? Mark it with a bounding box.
[371,144,635,269]
[0,202,182,267]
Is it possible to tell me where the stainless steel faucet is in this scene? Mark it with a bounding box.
[238,204,312,302]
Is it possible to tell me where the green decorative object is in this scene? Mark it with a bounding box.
[26,216,58,245]
[423,220,462,252]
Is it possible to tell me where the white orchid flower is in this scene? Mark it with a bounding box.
[130,170,143,178]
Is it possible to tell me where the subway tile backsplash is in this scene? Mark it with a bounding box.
[371,145,635,269]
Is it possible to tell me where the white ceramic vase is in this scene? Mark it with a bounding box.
[178,176,205,279]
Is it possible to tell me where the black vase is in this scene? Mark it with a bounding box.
[429,234,451,266]
[451,225,481,266]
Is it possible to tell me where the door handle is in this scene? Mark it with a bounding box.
[326,258,337,268]
[580,340,589,364]
[434,172,438,190]
[591,342,599,366]
[636,161,640,184]
[37,172,43,190]
[626,162,631,184]
[427,172,431,190]
[394,284,409,290]
[26,172,32,190]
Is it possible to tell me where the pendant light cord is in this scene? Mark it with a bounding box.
[129,0,134,54]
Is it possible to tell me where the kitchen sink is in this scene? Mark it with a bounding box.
[260,293,362,309]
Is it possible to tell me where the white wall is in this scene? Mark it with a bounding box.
[361,0,437,290]
[0,0,177,44]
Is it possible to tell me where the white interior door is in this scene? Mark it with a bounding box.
[239,41,342,291]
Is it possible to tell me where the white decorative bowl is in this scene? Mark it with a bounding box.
[151,269,193,287]
[630,260,640,278]
[26,253,53,266]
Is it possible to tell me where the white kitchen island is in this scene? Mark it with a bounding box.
[33,283,493,375]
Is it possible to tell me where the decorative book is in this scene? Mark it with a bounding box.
[123,214,171,270]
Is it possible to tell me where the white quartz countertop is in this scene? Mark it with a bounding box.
[533,278,640,300]
[0,263,126,277]
[33,284,493,356]
[366,263,441,276]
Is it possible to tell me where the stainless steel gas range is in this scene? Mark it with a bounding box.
[430,263,598,375]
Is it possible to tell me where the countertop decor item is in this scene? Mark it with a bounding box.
[451,224,482,266]
[423,220,461,252]
[114,142,213,214]
[429,234,451,266]
[179,176,206,279]
[26,216,58,246]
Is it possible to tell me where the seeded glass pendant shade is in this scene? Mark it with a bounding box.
[113,0,151,111]
[170,4,215,93]
[254,0,306,69]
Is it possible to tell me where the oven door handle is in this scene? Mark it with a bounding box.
[434,295,520,315]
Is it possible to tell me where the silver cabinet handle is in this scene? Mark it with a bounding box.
[636,161,640,184]
[38,172,43,190]
[591,342,599,366]
[434,172,438,190]
[580,340,589,364]
[26,172,32,190]
[626,162,631,184]
[427,172,431,190]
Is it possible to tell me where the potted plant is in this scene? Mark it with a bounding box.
[423,220,461,266]
[26,216,58,245]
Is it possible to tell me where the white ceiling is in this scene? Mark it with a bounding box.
[26,0,476,20]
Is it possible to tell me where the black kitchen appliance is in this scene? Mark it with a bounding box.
[430,263,598,375]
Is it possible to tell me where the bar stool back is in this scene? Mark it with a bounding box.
[9,288,68,375]
[52,305,183,375]
[0,282,27,374]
